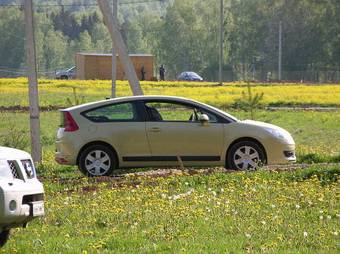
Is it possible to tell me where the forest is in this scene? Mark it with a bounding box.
[0,0,339,81]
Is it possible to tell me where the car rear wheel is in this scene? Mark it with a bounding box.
[0,230,10,247]
[78,145,116,177]
[227,141,266,171]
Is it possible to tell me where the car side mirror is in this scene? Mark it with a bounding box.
[198,114,209,123]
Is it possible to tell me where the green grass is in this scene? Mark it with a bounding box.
[1,166,338,253]
[1,78,339,253]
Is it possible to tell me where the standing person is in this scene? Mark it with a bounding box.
[141,66,146,81]
[159,64,166,81]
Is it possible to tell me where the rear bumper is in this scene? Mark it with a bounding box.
[0,180,44,230]
[55,138,77,165]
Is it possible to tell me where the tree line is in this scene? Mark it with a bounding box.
[0,0,339,81]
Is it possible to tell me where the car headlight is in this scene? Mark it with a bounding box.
[265,128,294,144]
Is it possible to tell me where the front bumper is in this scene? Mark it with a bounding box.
[0,179,44,230]
[266,142,296,164]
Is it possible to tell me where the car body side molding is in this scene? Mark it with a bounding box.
[122,156,220,162]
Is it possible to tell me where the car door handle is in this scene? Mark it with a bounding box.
[148,127,161,132]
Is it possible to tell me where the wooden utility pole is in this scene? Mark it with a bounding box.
[278,21,282,81]
[111,0,117,98]
[24,0,41,163]
[219,0,224,85]
[97,0,143,96]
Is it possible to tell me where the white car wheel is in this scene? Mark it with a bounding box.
[233,145,260,170]
[227,140,266,171]
[79,145,116,177]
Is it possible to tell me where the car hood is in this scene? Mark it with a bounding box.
[241,119,286,131]
[0,146,31,160]
[240,120,294,144]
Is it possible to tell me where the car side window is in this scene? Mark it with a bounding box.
[145,102,196,122]
[83,102,137,122]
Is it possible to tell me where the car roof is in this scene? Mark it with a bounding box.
[63,95,238,122]
[63,95,199,111]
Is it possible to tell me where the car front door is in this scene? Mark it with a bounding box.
[143,100,224,165]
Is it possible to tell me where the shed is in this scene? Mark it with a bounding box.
[75,53,154,80]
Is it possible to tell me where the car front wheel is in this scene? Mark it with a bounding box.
[227,140,266,171]
[78,145,116,177]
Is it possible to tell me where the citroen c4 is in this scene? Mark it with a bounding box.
[55,96,296,177]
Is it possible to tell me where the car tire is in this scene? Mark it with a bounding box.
[227,140,266,171]
[0,230,10,247]
[78,144,116,177]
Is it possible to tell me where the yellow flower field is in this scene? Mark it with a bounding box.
[0,78,340,107]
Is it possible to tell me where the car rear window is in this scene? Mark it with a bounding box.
[82,102,137,122]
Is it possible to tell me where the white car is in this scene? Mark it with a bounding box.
[0,147,44,246]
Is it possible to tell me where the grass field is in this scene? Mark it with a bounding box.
[0,78,339,253]
[1,166,339,253]
[1,78,340,108]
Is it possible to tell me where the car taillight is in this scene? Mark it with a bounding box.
[63,111,79,132]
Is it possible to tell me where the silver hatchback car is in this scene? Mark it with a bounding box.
[55,96,296,177]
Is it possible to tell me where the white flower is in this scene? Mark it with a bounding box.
[327,215,332,220]
[212,191,217,196]
[319,215,324,220]
[303,231,308,237]
[333,232,338,236]
[184,182,189,186]
[208,188,212,191]
[271,204,276,208]
[245,233,251,238]
[220,188,224,193]
[295,204,300,209]
[261,220,266,225]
